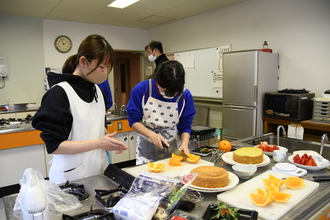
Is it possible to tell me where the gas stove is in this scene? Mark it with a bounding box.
[62,207,115,220]
[0,114,33,126]
[59,181,90,201]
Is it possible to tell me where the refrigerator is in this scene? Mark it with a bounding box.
[222,50,279,139]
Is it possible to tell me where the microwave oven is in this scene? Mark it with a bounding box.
[263,92,315,121]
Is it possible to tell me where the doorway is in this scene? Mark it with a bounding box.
[112,51,142,109]
[114,59,130,107]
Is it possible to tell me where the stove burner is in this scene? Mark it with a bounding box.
[0,114,33,126]
[59,180,90,201]
[95,185,128,208]
[62,207,114,220]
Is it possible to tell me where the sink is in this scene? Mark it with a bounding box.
[106,109,128,121]
[237,133,330,159]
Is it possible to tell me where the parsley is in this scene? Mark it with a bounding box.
[211,202,240,220]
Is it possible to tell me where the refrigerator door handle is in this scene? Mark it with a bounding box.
[254,86,258,102]
[223,104,256,110]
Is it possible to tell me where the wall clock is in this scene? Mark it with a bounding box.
[54,35,72,53]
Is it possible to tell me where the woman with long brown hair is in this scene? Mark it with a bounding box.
[32,35,127,184]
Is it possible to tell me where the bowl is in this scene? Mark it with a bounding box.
[9,121,21,128]
[232,164,257,179]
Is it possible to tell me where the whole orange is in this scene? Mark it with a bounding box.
[218,140,232,152]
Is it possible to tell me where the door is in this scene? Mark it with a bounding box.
[114,59,130,108]
[223,51,258,106]
[222,105,257,139]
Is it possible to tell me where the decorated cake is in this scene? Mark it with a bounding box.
[233,147,263,164]
[190,166,229,188]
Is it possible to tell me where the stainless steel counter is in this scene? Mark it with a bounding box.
[3,155,330,220]
[0,122,35,135]
[3,175,119,219]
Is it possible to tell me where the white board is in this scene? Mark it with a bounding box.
[173,45,231,99]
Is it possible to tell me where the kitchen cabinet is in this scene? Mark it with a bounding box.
[263,117,330,142]
[0,144,47,187]
[109,131,137,164]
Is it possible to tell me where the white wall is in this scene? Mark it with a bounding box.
[0,15,45,105]
[43,20,148,69]
[0,16,148,105]
[148,0,330,97]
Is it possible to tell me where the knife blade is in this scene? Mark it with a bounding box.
[302,175,330,182]
[163,143,189,158]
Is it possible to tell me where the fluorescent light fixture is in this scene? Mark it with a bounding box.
[108,0,139,9]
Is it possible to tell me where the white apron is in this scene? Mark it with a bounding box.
[136,80,185,165]
[49,81,108,184]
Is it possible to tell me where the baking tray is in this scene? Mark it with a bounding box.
[192,146,217,156]
[202,204,258,220]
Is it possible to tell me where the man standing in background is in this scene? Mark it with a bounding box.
[145,41,168,78]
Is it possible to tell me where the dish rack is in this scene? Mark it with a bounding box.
[189,126,216,150]
[312,100,330,123]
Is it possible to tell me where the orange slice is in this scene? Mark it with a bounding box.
[187,153,201,163]
[147,162,165,172]
[266,183,279,193]
[171,153,184,161]
[271,191,292,203]
[284,176,305,189]
[169,156,181,166]
[264,179,280,191]
[269,174,284,186]
[257,188,266,196]
[250,192,272,207]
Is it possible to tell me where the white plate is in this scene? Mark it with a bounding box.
[188,172,239,193]
[254,145,288,156]
[221,152,270,167]
[288,155,330,171]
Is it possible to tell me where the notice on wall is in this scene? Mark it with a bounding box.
[212,72,223,88]
[175,53,195,72]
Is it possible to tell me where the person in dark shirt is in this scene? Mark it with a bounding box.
[32,34,128,184]
[145,41,169,78]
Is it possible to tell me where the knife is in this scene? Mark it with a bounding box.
[302,175,330,182]
[163,143,189,158]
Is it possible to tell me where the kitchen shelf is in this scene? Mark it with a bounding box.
[262,117,330,142]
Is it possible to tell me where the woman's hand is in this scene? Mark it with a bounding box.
[148,132,169,149]
[178,144,190,155]
[97,132,128,154]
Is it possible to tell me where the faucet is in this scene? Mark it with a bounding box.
[277,125,286,146]
[120,105,126,116]
[320,133,328,156]
[108,103,117,113]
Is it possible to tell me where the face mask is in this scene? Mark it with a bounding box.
[158,85,175,99]
[148,50,157,62]
[84,60,108,84]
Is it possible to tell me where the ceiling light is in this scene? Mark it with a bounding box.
[108,0,139,9]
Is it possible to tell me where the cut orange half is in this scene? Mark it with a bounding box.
[250,193,272,207]
[187,153,201,163]
[147,162,165,172]
[284,176,305,189]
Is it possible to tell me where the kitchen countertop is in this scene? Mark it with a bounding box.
[3,153,330,220]
[0,122,35,135]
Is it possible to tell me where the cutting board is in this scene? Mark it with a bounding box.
[123,158,215,178]
[217,170,319,220]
